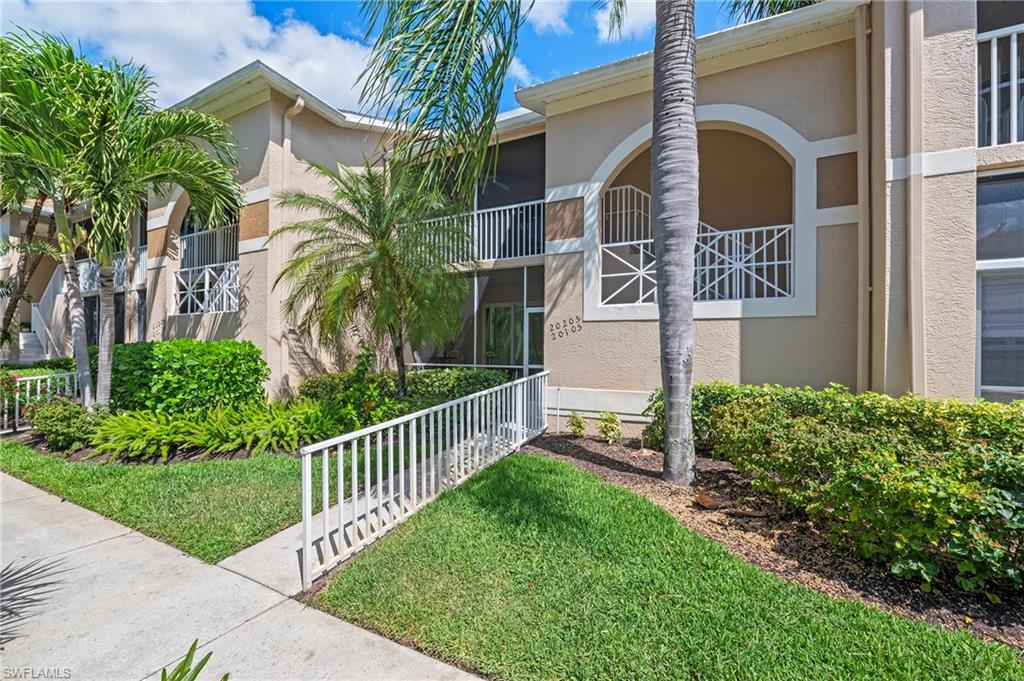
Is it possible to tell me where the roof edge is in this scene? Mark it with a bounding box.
[515,0,867,114]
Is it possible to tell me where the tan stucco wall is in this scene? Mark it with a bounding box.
[545,198,584,240]
[817,153,858,208]
[239,200,269,240]
[543,224,858,394]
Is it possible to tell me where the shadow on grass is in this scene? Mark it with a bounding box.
[0,558,68,650]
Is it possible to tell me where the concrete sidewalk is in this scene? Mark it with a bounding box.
[1,473,476,681]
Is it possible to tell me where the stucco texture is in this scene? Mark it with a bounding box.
[544,224,859,394]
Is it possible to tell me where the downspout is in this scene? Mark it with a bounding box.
[855,4,872,393]
[282,97,306,189]
[906,0,926,394]
[275,95,304,393]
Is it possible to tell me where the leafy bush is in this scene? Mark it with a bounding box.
[567,412,586,438]
[643,382,764,453]
[596,412,622,445]
[107,339,269,414]
[91,399,342,462]
[708,386,1024,593]
[25,397,99,452]
[299,351,506,424]
[298,349,398,431]
[0,356,76,372]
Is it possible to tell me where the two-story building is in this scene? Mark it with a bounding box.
[3,0,1021,424]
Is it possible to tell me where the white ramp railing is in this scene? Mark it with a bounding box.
[299,371,549,590]
[1,371,79,433]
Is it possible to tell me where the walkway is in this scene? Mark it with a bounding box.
[1,473,476,681]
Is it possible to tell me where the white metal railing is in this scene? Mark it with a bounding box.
[299,371,549,590]
[694,222,794,301]
[0,371,79,433]
[181,224,239,270]
[76,249,144,293]
[426,200,545,262]
[603,185,652,244]
[599,219,793,305]
[174,262,239,315]
[32,263,66,356]
[134,245,147,286]
[978,22,1024,147]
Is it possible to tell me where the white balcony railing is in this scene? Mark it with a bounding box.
[181,223,239,270]
[599,186,794,305]
[174,262,239,315]
[427,200,545,262]
[978,22,1024,147]
[76,247,145,293]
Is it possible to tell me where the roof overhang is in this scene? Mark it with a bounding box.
[515,0,868,115]
[172,61,395,134]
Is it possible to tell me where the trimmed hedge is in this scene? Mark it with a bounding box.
[643,383,1024,593]
[24,397,100,452]
[107,339,269,414]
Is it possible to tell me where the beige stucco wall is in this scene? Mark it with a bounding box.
[544,224,859,394]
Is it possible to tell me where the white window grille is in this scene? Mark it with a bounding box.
[599,185,794,306]
[174,262,240,315]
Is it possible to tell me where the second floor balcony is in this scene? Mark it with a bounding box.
[174,223,239,315]
[428,199,546,263]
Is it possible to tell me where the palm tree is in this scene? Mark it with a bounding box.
[271,160,472,396]
[359,0,809,485]
[0,33,98,404]
[70,56,242,406]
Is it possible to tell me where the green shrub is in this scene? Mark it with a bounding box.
[299,350,507,424]
[567,412,586,438]
[91,399,342,462]
[25,397,99,452]
[298,349,398,431]
[711,388,1024,593]
[596,412,622,445]
[107,339,269,414]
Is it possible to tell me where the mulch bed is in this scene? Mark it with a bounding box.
[523,433,1024,649]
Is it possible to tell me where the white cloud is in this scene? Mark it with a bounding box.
[508,56,536,87]
[593,0,657,44]
[1,1,372,109]
[524,1,572,36]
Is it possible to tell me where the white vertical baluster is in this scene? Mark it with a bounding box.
[992,37,999,146]
[398,423,405,517]
[1013,32,1020,143]
[322,450,330,552]
[410,418,418,510]
[337,444,344,552]
[351,440,359,548]
[301,451,313,591]
[387,428,395,524]
[376,431,383,532]
[363,435,371,537]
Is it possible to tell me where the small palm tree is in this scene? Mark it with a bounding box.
[72,56,242,406]
[1,33,99,403]
[272,161,472,396]
[359,0,811,485]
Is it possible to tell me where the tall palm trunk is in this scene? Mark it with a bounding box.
[96,265,115,406]
[61,253,94,407]
[653,0,698,485]
[392,326,407,397]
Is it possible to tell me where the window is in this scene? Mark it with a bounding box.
[484,304,523,366]
[977,174,1024,400]
[977,1,1024,146]
[137,290,147,342]
[83,293,126,346]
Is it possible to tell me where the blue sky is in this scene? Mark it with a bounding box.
[3,1,740,112]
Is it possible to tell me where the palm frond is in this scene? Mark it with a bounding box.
[723,0,817,24]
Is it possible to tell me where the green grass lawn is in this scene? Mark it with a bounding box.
[0,440,315,562]
[314,453,1024,681]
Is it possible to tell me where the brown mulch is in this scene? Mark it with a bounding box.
[523,433,1024,649]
